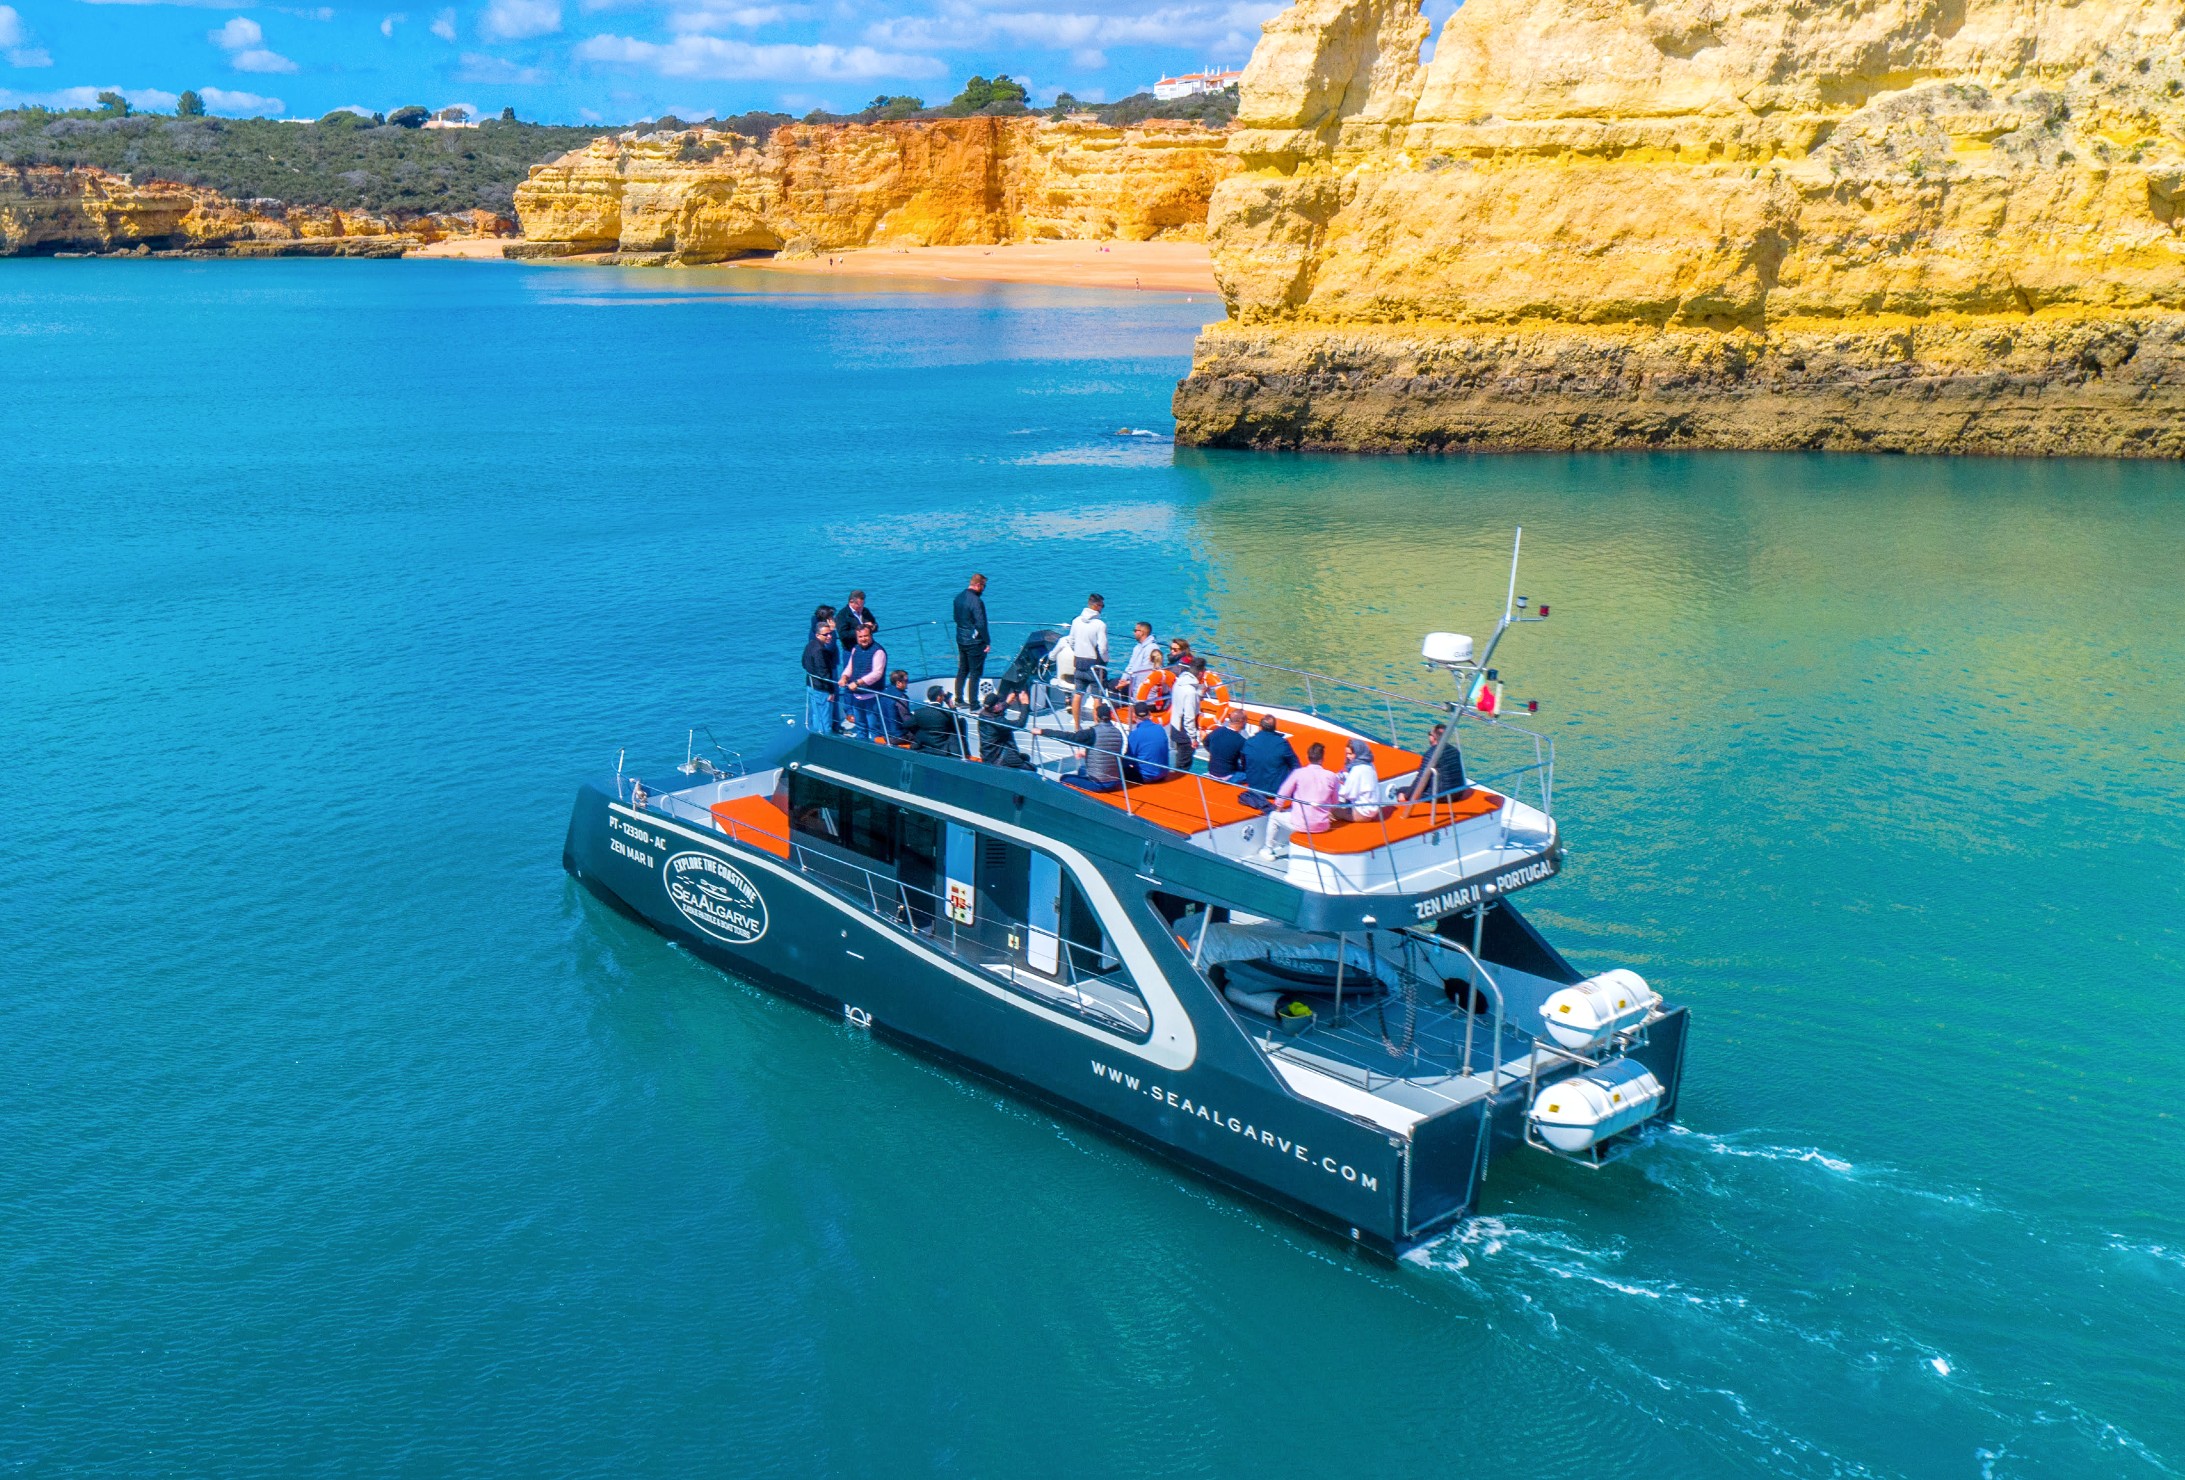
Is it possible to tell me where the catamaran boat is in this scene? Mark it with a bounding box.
[563,539,1690,1255]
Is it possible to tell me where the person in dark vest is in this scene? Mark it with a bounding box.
[801,615,839,733]
[952,573,990,705]
[838,622,888,742]
[1058,703,1126,793]
[910,686,963,756]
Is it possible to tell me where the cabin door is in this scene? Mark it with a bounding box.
[1026,852,1062,976]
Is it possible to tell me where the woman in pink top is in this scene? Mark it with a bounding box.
[1260,742,1343,859]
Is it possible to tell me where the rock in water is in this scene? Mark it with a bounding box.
[1171,0,2185,457]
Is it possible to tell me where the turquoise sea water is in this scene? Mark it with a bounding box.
[3,259,2181,1478]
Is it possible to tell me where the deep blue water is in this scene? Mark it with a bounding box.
[3,259,2181,1478]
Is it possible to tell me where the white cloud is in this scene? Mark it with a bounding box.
[1,3,51,64]
[1069,46,1103,67]
[198,83,283,111]
[209,15,299,71]
[429,6,456,37]
[665,3,786,31]
[457,50,545,81]
[209,15,260,46]
[0,83,178,107]
[379,10,401,33]
[77,0,253,7]
[575,31,943,80]
[863,1,1266,57]
[479,0,560,39]
[272,4,332,18]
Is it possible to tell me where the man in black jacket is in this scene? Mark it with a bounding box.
[952,573,990,705]
[909,686,964,756]
[977,693,1033,769]
[801,616,839,732]
[1409,720,1468,799]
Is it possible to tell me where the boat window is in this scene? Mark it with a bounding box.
[787,773,898,865]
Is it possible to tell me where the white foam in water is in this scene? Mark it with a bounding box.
[1931,1356,1952,1376]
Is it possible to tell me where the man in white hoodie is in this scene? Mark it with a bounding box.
[1066,594,1108,725]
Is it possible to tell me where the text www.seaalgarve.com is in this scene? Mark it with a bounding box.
[1090,1061,1379,1192]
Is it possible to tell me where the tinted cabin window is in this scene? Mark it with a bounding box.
[788,774,898,866]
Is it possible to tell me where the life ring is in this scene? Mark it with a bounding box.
[1133,667,1176,717]
[1195,673,1233,730]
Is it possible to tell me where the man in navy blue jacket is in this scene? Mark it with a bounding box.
[1122,700,1170,782]
[1203,708,1248,783]
[1239,714,1301,808]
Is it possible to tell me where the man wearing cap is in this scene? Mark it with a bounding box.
[1122,698,1171,783]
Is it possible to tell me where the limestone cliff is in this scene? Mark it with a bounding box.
[512,116,1234,261]
[0,165,511,256]
[1173,0,2185,456]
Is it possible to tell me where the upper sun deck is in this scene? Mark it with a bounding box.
[706,618,1563,918]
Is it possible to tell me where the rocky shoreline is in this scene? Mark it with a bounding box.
[1,163,512,258]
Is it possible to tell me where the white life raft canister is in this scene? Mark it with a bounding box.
[1538,968,1660,1051]
[1528,1057,1666,1154]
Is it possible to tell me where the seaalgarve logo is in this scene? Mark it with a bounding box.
[662,851,769,945]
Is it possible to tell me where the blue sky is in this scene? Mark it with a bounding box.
[0,0,1284,122]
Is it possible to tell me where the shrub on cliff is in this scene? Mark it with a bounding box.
[0,108,608,216]
[943,75,1029,116]
[386,106,430,129]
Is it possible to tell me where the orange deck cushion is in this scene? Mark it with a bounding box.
[1074,772,1265,835]
[710,794,792,858]
[1292,789,1504,854]
[1267,718,1421,780]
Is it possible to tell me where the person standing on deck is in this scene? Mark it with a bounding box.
[839,623,889,741]
[1260,742,1342,860]
[801,616,839,733]
[1117,621,1160,701]
[1066,594,1109,727]
[841,589,879,638]
[1169,658,1205,735]
[952,573,990,706]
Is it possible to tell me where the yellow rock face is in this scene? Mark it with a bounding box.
[0,165,512,255]
[512,117,1236,261]
[1174,0,2185,454]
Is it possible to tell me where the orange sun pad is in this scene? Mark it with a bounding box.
[710,794,792,857]
[1072,772,1265,834]
[1292,789,1504,854]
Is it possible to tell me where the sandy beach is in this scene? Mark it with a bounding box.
[408,236,518,260]
[733,239,1218,293]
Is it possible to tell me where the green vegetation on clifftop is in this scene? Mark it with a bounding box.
[0,110,607,216]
